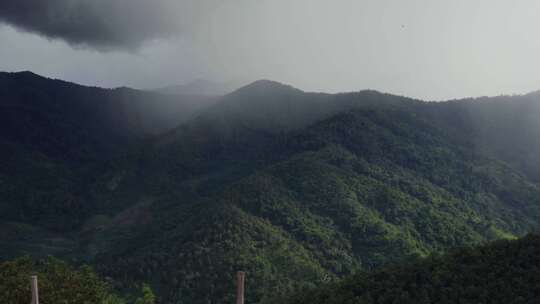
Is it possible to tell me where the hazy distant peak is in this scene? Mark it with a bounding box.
[2,70,44,80]
[154,79,232,96]
[11,70,40,76]
[230,79,303,97]
[0,71,86,91]
[525,90,540,97]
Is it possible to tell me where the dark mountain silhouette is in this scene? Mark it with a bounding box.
[0,71,217,230]
[0,71,217,158]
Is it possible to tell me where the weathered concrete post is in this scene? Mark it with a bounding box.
[30,275,39,304]
[236,271,245,304]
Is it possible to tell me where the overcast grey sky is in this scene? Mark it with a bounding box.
[1,0,539,100]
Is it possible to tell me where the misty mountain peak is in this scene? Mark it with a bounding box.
[230,79,303,97]
[12,70,40,76]
[1,71,44,81]
[525,90,540,98]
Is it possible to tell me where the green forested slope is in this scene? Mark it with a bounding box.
[94,108,540,303]
[0,256,125,304]
[268,234,540,304]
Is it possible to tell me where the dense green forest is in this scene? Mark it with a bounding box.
[0,256,111,303]
[267,234,540,304]
[0,256,156,304]
[1,72,540,303]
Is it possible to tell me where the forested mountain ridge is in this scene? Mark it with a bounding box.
[0,71,216,231]
[191,80,415,132]
[0,71,217,149]
[1,72,540,303]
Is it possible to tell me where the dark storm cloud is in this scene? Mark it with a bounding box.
[1,0,540,100]
[0,0,185,50]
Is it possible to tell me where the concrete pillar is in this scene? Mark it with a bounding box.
[236,271,245,304]
[30,275,39,304]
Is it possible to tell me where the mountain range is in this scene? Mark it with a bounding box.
[1,71,540,303]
